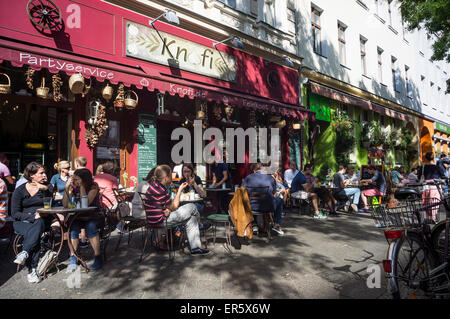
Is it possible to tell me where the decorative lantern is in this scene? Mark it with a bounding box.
[87,100,100,126]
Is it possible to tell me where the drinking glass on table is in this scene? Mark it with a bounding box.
[43,197,52,209]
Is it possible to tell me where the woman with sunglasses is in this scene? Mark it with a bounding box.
[50,161,71,206]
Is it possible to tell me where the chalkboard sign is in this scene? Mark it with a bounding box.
[361,164,385,180]
[137,113,157,182]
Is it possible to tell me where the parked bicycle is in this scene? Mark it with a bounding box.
[371,179,450,299]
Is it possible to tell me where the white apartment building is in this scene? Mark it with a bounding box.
[297,0,449,124]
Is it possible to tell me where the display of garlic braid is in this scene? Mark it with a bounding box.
[52,74,63,102]
[25,67,35,90]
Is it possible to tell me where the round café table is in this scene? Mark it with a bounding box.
[36,206,98,273]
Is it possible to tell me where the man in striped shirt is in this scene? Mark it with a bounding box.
[144,165,209,256]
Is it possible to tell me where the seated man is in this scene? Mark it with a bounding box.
[242,162,284,235]
[360,165,386,212]
[345,165,360,182]
[333,165,361,213]
[303,164,337,216]
[291,168,326,219]
[407,167,419,183]
[390,166,404,185]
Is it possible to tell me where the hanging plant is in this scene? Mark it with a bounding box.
[52,74,63,102]
[332,111,353,132]
[25,67,35,90]
[85,102,108,149]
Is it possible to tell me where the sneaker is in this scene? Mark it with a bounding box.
[319,211,328,219]
[252,225,259,234]
[272,226,284,236]
[351,204,359,212]
[27,269,41,284]
[79,240,89,249]
[344,205,350,212]
[190,248,210,256]
[14,251,29,265]
[313,213,321,219]
[67,255,77,272]
[89,255,103,271]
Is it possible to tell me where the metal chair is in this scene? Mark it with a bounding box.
[137,192,187,262]
[206,213,232,249]
[245,186,274,242]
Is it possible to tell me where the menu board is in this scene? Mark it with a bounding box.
[137,113,157,182]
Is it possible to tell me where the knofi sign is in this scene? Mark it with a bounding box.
[126,21,237,82]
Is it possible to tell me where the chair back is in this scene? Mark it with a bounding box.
[245,185,270,201]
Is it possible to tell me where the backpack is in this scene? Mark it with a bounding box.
[36,250,58,277]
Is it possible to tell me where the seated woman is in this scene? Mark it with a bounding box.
[272,168,289,206]
[50,161,71,205]
[143,165,209,255]
[11,162,54,283]
[179,164,207,213]
[63,168,103,271]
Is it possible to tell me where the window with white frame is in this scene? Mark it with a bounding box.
[360,37,367,76]
[218,0,236,7]
[311,7,322,55]
[387,0,393,25]
[421,75,426,105]
[377,48,383,83]
[287,0,296,34]
[338,23,347,66]
[250,0,258,17]
[391,56,400,92]
[263,0,276,26]
[405,65,412,97]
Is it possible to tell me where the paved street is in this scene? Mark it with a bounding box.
[0,208,391,299]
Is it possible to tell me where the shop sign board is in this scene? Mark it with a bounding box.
[126,21,237,82]
[137,113,157,182]
[435,122,450,134]
[309,94,331,122]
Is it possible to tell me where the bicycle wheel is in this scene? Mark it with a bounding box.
[391,232,436,299]
[431,221,450,262]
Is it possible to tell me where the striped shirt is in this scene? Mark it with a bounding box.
[144,182,171,226]
[0,179,8,229]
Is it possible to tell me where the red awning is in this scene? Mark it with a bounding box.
[0,40,313,120]
[310,81,411,122]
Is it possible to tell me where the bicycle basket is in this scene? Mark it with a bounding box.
[371,204,421,229]
[405,197,442,224]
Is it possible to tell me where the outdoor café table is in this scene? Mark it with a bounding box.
[205,187,232,214]
[36,206,98,272]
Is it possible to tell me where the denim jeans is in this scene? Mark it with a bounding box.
[336,188,360,206]
[273,197,283,225]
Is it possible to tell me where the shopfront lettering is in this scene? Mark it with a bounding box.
[19,52,115,80]
[169,84,206,98]
[126,21,236,82]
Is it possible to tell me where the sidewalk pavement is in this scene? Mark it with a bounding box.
[0,208,391,299]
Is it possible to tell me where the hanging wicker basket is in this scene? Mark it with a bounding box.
[124,90,138,109]
[0,73,11,94]
[102,84,113,101]
[68,73,85,94]
[36,77,49,99]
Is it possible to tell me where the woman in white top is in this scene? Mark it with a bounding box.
[284,161,299,188]
[131,168,155,219]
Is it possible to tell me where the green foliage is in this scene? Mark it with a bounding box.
[399,0,450,91]
[333,111,355,166]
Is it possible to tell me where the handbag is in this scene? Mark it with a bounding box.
[36,250,58,277]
